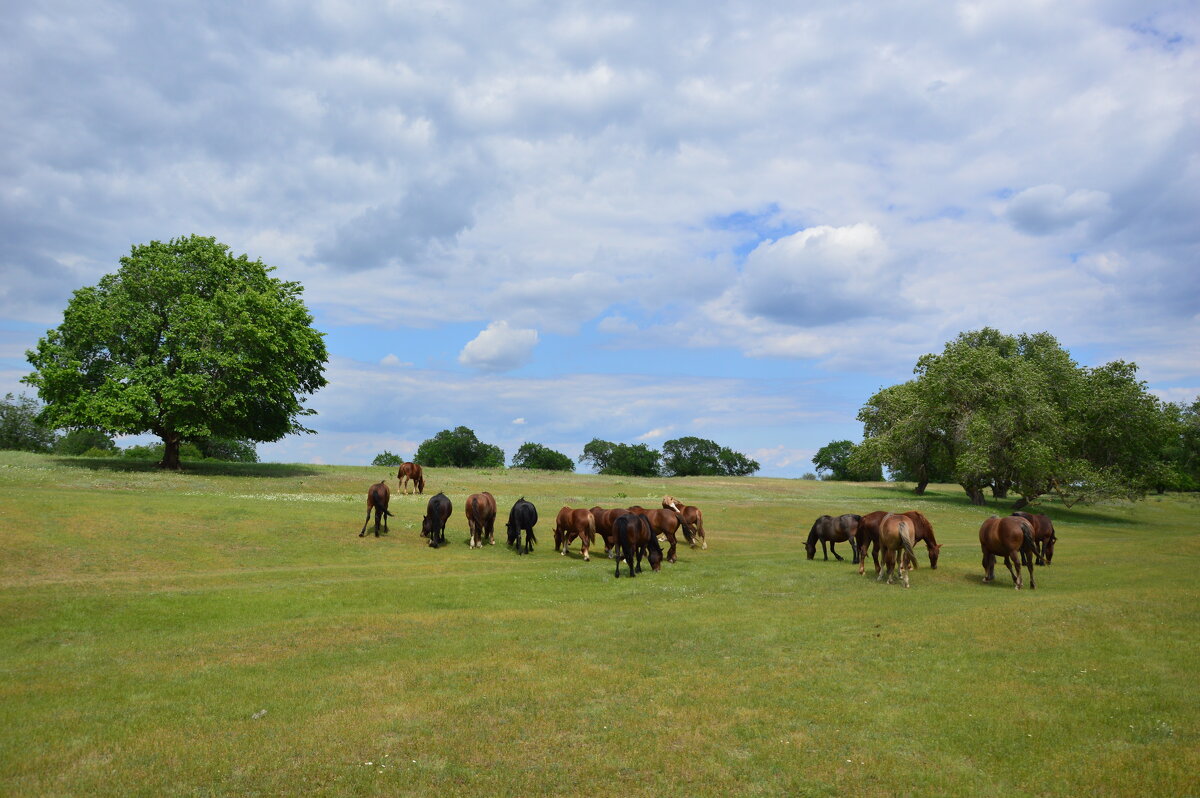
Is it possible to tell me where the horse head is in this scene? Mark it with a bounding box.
[927,542,943,569]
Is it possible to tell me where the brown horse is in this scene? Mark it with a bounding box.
[805,514,860,562]
[628,506,694,563]
[613,512,662,577]
[465,492,497,548]
[359,480,393,537]
[554,507,596,561]
[662,496,707,549]
[979,515,1037,589]
[900,510,942,570]
[857,510,888,575]
[590,507,625,557]
[876,512,919,588]
[397,462,425,495]
[1012,512,1056,565]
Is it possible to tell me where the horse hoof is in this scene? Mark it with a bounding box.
[584,555,590,562]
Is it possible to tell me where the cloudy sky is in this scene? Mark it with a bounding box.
[2,1,1197,476]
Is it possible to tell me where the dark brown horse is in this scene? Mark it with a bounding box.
[554,507,596,561]
[359,480,393,537]
[899,510,942,570]
[1012,512,1056,565]
[805,514,861,562]
[507,498,538,554]
[876,512,919,588]
[421,492,452,548]
[613,512,662,577]
[466,492,497,548]
[397,462,425,495]
[979,515,1036,589]
[627,506,694,563]
[662,496,708,549]
[590,506,625,557]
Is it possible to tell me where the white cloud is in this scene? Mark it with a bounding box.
[458,321,539,372]
[380,354,412,367]
[1004,184,1112,235]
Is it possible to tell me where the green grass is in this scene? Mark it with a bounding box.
[1,450,1197,796]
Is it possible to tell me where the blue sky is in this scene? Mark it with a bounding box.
[2,1,1197,476]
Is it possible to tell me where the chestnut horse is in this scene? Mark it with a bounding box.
[627,506,694,563]
[662,496,708,549]
[397,462,425,495]
[613,513,662,577]
[421,492,452,548]
[359,480,393,537]
[857,510,887,575]
[554,507,596,561]
[899,510,942,570]
[1012,511,1056,565]
[590,507,626,557]
[466,492,497,548]
[805,514,861,562]
[980,515,1037,589]
[876,513,919,588]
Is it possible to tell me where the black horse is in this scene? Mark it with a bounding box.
[805,514,861,562]
[507,497,538,554]
[421,492,452,548]
[613,512,662,578]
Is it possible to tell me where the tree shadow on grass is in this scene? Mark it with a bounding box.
[856,483,1141,526]
[52,457,320,479]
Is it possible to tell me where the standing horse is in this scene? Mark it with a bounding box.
[421,492,452,548]
[507,498,538,554]
[397,462,425,495]
[876,512,919,588]
[466,492,497,548]
[1012,512,1057,565]
[662,496,708,549]
[805,514,861,562]
[590,507,625,557]
[900,510,942,570]
[359,480,393,537]
[613,513,662,577]
[627,506,694,563]
[857,510,888,575]
[554,507,596,561]
[980,516,1036,589]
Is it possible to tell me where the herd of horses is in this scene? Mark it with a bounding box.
[806,509,1057,589]
[358,465,705,578]
[364,462,1060,589]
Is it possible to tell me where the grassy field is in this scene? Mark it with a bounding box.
[1,450,1197,797]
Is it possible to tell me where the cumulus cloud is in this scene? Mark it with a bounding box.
[1004,185,1112,236]
[458,321,539,372]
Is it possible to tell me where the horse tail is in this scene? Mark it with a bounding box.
[899,519,917,565]
[1020,520,1036,566]
[675,512,694,544]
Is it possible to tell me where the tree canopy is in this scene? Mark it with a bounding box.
[858,328,1175,507]
[578,438,661,477]
[0,393,56,453]
[53,427,118,456]
[415,426,505,468]
[510,442,574,471]
[661,436,760,477]
[811,439,882,481]
[23,235,328,469]
[371,450,406,467]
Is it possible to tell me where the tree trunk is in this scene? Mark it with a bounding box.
[914,479,929,495]
[159,433,182,470]
[962,484,986,506]
[992,481,1009,499]
[1011,496,1030,511]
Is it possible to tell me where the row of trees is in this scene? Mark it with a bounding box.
[370,429,760,477]
[845,329,1199,506]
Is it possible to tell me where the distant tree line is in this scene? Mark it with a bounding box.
[838,328,1199,507]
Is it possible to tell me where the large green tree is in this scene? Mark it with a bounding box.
[578,438,661,477]
[811,439,882,481]
[661,436,760,477]
[510,442,575,471]
[24,236,328,469]
[415,426,505,468]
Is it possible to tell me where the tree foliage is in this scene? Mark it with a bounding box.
[858,328,1173,507]
[0,393,56,453]
[371,450,405,467]
[23,236,328,469]
[661,436,760,477]
[54,427,118,456]
[811,439,882,481]
[510,442,575,471]
[578,438,661,477]
[415,426,505,468]
[194,437,259,463]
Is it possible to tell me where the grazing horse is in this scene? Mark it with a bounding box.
[627,506,694,564]
[507,498,539,554]
[900,510,942,570]
[397,462,425,495]
[554,507,596,561]
[857,510,888,575]
[980,515,1037,589]
[590,507,625,557]
[465,492,497,548]
[662,496,708,549]
[421,492,452,548]
[1012,511,1057,565]
[876,512,919,588]
[613,513,662,578]
[805,514,861,562]
[359,480,393,537]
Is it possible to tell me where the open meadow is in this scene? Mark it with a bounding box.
[1,450,1197,797]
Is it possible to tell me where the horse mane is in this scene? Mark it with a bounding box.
[805,516,825,547]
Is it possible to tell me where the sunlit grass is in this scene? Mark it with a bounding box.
[0,451,1196,796]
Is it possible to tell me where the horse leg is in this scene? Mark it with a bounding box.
[666,531,678,563]
[1003,554,1020,588]
[374,509,382,537]
[360,506,372,537]
[850,535,859,564]
[832,541,844,561]
[1035,540,1045,566]
[821,539,828,561]
[582,532,590,562]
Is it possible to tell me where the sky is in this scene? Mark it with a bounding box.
[2,0,1197,477]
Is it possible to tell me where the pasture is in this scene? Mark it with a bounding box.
[1,451,1196,796]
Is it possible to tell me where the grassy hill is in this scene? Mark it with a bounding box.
[1,451,1196,796]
